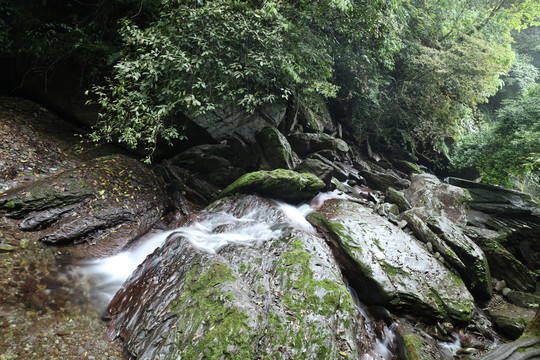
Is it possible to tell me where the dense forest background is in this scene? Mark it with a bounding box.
[0,0,539,194]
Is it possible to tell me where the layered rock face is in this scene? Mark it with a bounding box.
[2,97,539,360]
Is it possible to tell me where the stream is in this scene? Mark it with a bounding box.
[74,191,396,359]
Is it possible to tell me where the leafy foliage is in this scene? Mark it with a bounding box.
[90,0,398,159]
[451,84,540,186]
[341,0,540,162]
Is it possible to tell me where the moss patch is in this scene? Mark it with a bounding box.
[219,169,325,203]
[169,261,257,359]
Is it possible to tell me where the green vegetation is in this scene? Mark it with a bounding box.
[1,0,539,186]
[452,84,540,188]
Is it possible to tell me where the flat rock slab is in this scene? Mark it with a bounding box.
[309,199,474,322]
[0,154,168,257]
[106,195,380,359]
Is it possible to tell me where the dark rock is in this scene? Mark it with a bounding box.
[168,144,246,188]
[189,103,287,142]
[170,144,235,172]
[360,170,411,192]
[255,126,296,170]
[464,226,536,293]
[0,155,168,257]
[445,177,540,216]
[297,97,336,134]
[157,162,221,205]
[394,323,453,360]
[294,158,334,186]
[405,174,472,226]
[393,160,423,176]
[426,216,493,301]
[287,132,348,156]
[487,303,535,340]
[229,134,260,171]
[446,177,540,270]
[219,169,325,203]
[105,195,378,359]
[478,336,540,360]
[308,199,474,322]
[506,291,540,309]
[308,154,349,182]
[386,187,412,213]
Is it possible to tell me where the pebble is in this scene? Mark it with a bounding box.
[20,238,29,249]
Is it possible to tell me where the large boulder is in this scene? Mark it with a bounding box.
[403,210,492,301]
[294,158,334,186]
[105,195,380,359]
[167,143,246,188]
[360,169,410,192]
[445,177,540,216]
[255,126,296,170]
[308,199,474,322]
[394,323,453,360]
[0,155,168,257]
[219,169,325,203]
[446,177,540,271]
[404,174,472,226]
[464,227,536,293]
[296,97,337,134]
[424,216,492,300]
[479,308,540,359]
[190,103,287,142]
[287,132,348,156]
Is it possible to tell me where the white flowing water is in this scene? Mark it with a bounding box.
[76,193,345,306]
[348,286,396,360]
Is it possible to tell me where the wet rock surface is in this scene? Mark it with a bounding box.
[1,154,169,258]
[394,323,453,360]
[106,195,378,359]
[405,173,472,226]
[309,199,474,322]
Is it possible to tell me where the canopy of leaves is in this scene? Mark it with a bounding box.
[451,84,540,187]
[340,0,540,163]
[89,0,398,159]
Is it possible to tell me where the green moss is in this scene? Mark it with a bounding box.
[169,262,257,359]
[219,169,324,202]
[277,243,355,318]
[3,200,16,209]
[445,248,458,258]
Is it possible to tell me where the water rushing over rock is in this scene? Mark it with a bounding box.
[101,194,386,359]
[76,191,345,307]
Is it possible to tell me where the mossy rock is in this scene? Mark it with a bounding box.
[465,226,536,293]
[386,187,412,213]
[106,195,376,359]
[255,126,295,170]
[219,169,325,203]
[308,199,474,322]
[395,323,451,360]
[488,303,535,340]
